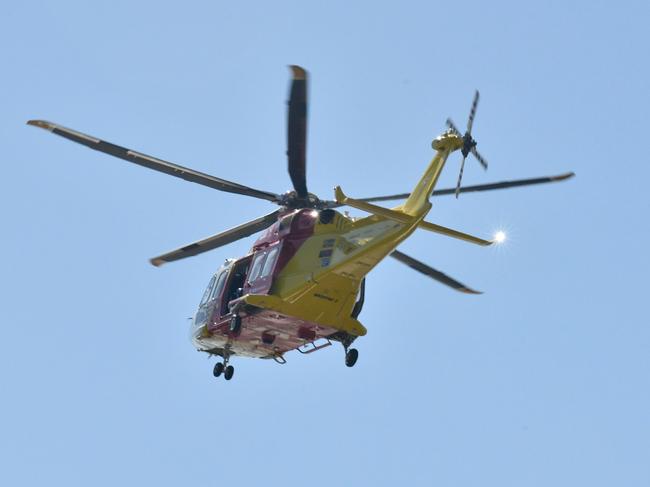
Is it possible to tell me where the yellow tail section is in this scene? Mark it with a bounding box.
[401,131,463,215]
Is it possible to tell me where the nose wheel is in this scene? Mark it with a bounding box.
[213,351,235,381]
[223,365,234,380]
[213,362,225,377]
[213,361,235,380]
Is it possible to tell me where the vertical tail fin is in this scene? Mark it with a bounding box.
[401,132,462,215]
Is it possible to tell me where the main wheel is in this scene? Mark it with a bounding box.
[213,362,224,377]
[345,348,359,367]
[229,315,242,335]
[224,365,235,381]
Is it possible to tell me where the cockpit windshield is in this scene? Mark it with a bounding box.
[198,267,231,307]
[210,270,229,302]
[199,275,216,306]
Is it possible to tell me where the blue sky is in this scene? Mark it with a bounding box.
[1,1,649,485]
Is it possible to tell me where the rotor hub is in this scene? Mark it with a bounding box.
[279,190,323,209]
[461,132,477,158]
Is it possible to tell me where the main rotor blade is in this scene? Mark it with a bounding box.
[150,210,281,267]
[27,120,281,203]
[390,250,481,294]
[286,66,309,198]
[466,90,480,134]
[339,172,575,203]
[432,172,575,196]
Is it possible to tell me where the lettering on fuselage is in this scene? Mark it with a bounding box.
[309,220,405,274]
[319,237,337,267]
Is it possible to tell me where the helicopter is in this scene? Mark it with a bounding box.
[28,65,574,381]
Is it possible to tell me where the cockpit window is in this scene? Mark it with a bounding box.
[199,275,216,306]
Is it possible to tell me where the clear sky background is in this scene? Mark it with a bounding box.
[1,1,649,485]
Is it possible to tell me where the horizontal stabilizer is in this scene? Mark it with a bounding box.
[334,187,492,246]
[418,221,493,246]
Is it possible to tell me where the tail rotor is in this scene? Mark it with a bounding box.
[446,90,488,198]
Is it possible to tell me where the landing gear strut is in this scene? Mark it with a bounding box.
[330,331,360,368]
[229,314,242,335]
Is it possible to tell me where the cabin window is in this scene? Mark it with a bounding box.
[247,252,266,284]
[199,275,216,306]
[260,246,280,278]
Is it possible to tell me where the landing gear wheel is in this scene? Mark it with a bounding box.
[345,348,359,367]
[213,362,225,377]
[229,315,242,335]
[224,365,235,381]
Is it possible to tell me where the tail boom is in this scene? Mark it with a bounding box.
[402,131,463,215]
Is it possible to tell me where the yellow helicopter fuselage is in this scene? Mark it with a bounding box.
[192,131,465,360]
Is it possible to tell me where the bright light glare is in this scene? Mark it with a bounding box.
[494,231,507,244]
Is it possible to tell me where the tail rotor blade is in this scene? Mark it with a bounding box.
[287,65,309,198]
[466,90,480,134]
[471,146,488,170]
[446,118,461,136]
[448,90,484,196]
[455,155,467,198]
